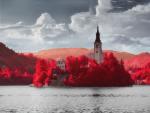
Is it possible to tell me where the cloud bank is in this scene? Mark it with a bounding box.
[0,0,150,53]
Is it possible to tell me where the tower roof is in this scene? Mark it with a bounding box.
[97,26,99,34]
[95,26,101,43]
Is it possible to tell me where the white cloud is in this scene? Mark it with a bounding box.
[69,12,97,33]
[129,3,150,14]
[32,13,67,42]
[0,13,67,40]
[0,0,150,54]
[0,21,23,30]
[0,12,68,52]
[32,13,67,41]
[69,0,150,53]
[35,13,56,26]
[96,0,112,16]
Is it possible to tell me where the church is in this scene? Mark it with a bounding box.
[56,26,103,71]
[51,26,104,85]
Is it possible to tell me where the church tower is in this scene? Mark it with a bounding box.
[94,26,103,63]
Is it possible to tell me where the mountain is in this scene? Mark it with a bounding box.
[1,42,149,70]
[33,48,90,59]
[104,50,135,61]
[0,42,36,72]
[31,48,150,69]
[32,48,135,61]
[124,52,150,68]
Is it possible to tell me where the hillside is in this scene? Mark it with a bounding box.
[104,50,135,61]
[124,52,150,68]
[32,48,135,61]
[0,42,149,70]
[33,48,90,59]
[0,42,36,72]
[31,48,150,69]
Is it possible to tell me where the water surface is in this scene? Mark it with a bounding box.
[0,86,150,113]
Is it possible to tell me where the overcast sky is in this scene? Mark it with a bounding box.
[0,0,150,54]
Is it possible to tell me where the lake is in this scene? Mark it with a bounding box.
[0,86,150,113]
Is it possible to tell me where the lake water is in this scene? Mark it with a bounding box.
[0,86,150,113]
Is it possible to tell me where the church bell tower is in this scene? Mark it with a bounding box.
[94,26,103,63]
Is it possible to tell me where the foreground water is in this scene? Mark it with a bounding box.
[0,86,150,113]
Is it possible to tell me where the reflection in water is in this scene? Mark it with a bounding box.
[0,86,150,113]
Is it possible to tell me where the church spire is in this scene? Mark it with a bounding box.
[97,25,99,33]
[94,25,103,64]
[95,25,101,43]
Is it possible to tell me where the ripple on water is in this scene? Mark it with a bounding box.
[0,86,150,113]
[0,109,17,113]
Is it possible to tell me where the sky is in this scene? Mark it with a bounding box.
[0,0,150,54]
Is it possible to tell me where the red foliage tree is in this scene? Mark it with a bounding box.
[0,66,33,85]
[33,59,58,87]
[131,62,150,85]
[64,52,133,87]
